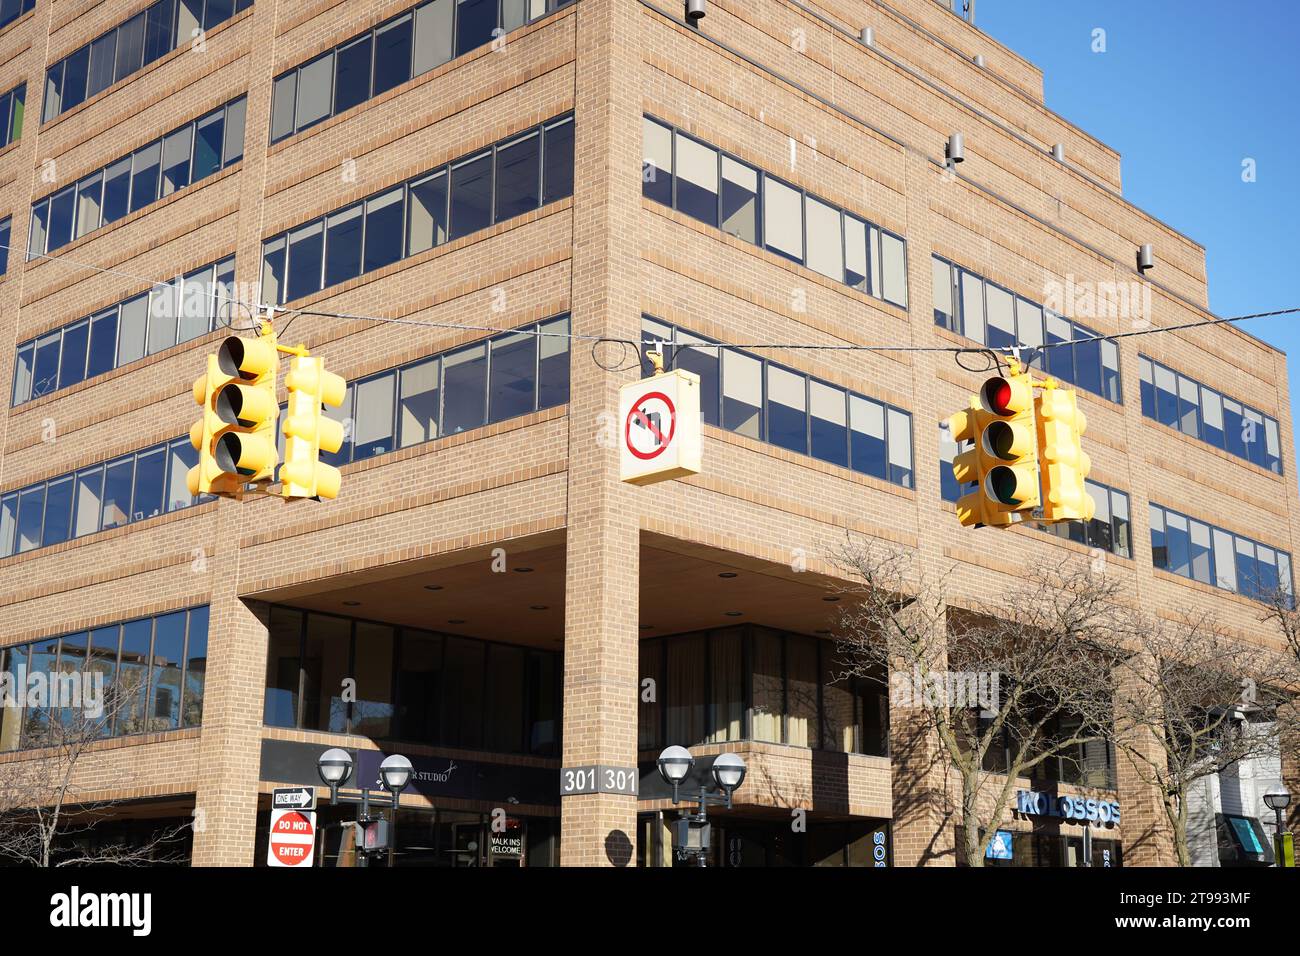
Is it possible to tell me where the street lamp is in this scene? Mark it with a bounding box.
[1263,790,1294,867]
[655,746,747,868]
[314,748,411,868]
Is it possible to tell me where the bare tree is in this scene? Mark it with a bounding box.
[829,540,1127,867]
[0,672,189,867]
[1109,611,1294,867]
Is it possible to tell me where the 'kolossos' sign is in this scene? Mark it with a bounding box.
[1016,790,1120,825]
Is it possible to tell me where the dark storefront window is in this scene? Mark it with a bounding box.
[639,625,888,757]
[263,607,561,757]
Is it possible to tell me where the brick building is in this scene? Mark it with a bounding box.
[0,0,1294,867]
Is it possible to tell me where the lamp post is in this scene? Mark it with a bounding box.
[656,746,747,867]
[1263,790,1294,867]
[315,748,413,868]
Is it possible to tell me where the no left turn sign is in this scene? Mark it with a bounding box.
[625,391,677,460]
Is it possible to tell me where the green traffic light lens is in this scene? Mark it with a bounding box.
[987,466,1022,505]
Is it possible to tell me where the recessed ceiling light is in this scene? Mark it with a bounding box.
[448,619,466,624]
[718,572,738,579]
[424,584,444,591]
[725,611,743,617]
[822,596,841,603]
[343,601,360,607]
[530,605,549,611]
[514,567,534,573]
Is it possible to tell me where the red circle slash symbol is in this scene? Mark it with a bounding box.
[625,391,677,461]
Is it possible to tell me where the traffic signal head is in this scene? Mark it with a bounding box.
[280,355,347,500]
[977,373,1040,511]
[946,402,1017,529]
[1036,387,1094,523]
[188,329,281,496]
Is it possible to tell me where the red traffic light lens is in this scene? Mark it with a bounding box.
[983,378,1013,416]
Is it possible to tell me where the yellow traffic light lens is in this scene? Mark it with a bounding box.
[215,432,277,477]
[985,465,1034,506]
[218,335,278,380]
[216,383,277,427]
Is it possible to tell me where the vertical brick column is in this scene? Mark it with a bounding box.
[190,502,269,866]
[1114,654,1177,866]
[558,0,643,866]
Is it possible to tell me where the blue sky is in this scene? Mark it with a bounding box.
[974,0,1300,461]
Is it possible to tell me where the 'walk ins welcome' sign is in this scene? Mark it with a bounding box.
[619,368,702,485]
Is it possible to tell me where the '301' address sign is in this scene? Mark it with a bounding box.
[561,765,639,796]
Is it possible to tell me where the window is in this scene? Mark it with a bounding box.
[264,115,570,302]
[767,365,808,454]
[810,380,848,468]
[442,343,487,434]
[88,32,118,99]
[850,396,887,480]
[47,187,76,252]
[0,83,23,148]
[489,332,536,421]
[456,0,497,57]
[352,622,395,738]
[1150,502,1292,601]
[75,173,103,239]
[805,196,843,282]
[414,0,455,75]
[1140,355,1282,474]
[985,283,1015,350]
[0,0,34,32]
[147,612,186,731]
[161,125,193,196]
[57,319,89,390]
[353,373,396,460]
[449,151,492,240]
[399,358,440,446]
[933,257,955,329]
[295,53,334,132]
[495,130,541,221]
[675,135,719,227]
[374,15,414,97]
[102,157,131,224]
[116,14,146,82]
[270,72,297,142]
[363,189,405,273]
[334,35,373,115]
[643,117,674,207]
[0,217,8,278]
[722,349,762,439]
[764,175,803,264]
[879,230,908,308]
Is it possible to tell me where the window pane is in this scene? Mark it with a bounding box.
[1101,339,1121,403]
[1153,364,1179,429]
[100,455,134,530]
[192,110,223,181]
[204,0,235,29]
[295,53,334,132]
[261,236,286,306]
[1177,375,1200,438]
[12,343,32,404]
[537,316,570,410]
[844,214,869,291]
[61,46,89,113]
[442,343,487,433]
[887,408,912,487]
[176,0,203,46]
[707,630,743,743]
[167,438,198,510]
[495,130,541,221]
[1149,505,1167,569]
[374,15,414,97]
[485,644,525,752]
[489,331,537,421]
[58,320,89,389]
[147,280,179,354]
[15,484,44,552]
[1236,537,1259,598]
[407,170,448,255]
[116,14,147,81]
[351,622,394,738]
[270,71,297,142]
[810,380,848,467]
[932,258,954,328]
[43,62,62,122]
[1165,512,1190,578]
[721,349,761,439]
[363,188,405,273]
[959,270,985,344]
[642,117,674,206]
[413,0,455,75]
[398,357,440,446]
[985,284,1015,350]
[441,636,485,748]
[146,612,186,731]
[786,637,818,747]
[115,619,153,736]
[182,607,208,729]
[542,115,574,204]
[131,446,165,521]
[720,155,762,245]
[324,203,363,286]
[219,93,240,164]
[102,157,132,224]
[287,220,324,300]
[764,176,803,263]
[47,187,76,251]
[673,332,718,426]
[1073,329,1102,397]
[161,125,193,196]
[666,636,705,746]
[88,31,118,98]
[72,467,103,537]
[1017,297,1045,367]
[767,365,807,454]
[130,141,162,213]
[751,629,783,743]
[75,173,103,239]
[321,385,354,466]
[28,200,48,258]
[143,0,175,64]
[0,494,14,557]
[1189,520,1213,584]
[450,152,492,239]
[178,267,211,342]
[31,331,61,399]
[264,607,303,728]
[805,197,843,281]
[333,34,373,116]
[1044,312,1073,383]
[302,614,351,733]
[41,476,74,547]
[353,373,396,460]
[396,629,442,741]
[456,0,497,56]
[675,135,718,227]
[850,395,887,480]
[880,232,907,307]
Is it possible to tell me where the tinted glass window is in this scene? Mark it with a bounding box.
[456,0,497,56]
[130,141,162,213]
[324,204,363,287]
[643,117,674,206]
[102,158,132,224]
[334,35,373,114]
[287,221,324,301]
[374,16,414,97]
[495,131,541,221]
[489,331,536,421]
[542,116,574,204]
[450,152,492,239]
[414,0,455,75]
[407,171,448,255]
[442,343,487,433]
[363,189,405,273]
[675,135,718,227]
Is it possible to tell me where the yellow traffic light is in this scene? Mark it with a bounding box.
[948,401,1014,529]
[188,327,280,497]
[1036,386,1094,523]
[978,372,1040,514]
[281,355,347,500]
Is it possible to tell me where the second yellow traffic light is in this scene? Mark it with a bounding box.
[280,355,347,500]
[1036,385,1094,523]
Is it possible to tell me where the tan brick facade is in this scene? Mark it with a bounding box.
[0,0,1294,867]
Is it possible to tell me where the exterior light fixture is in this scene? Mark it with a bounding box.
[317,747,354,790]
[379,753,414,795]
[1264,790,1292,813]
[973,54,986,67]
[859,26,875,47]
[711,752,747,795]
[657,746,748,866]
[1051,143,1065,162]
[1264,790,1295,868]
[686,0,705,25]
[946,132,965,165]
[1137,243,1155,273]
